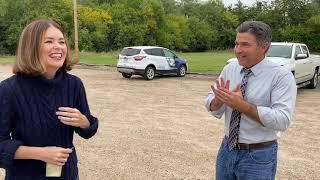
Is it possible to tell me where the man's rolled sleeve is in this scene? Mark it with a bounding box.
[257,72,297,131]
[257,106,291,131]
[204,92,225,119]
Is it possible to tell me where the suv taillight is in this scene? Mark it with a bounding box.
[134,56,146,61]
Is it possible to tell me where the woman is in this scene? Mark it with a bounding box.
[0,19,98,179]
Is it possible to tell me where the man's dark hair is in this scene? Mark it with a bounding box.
[236,21,272,47]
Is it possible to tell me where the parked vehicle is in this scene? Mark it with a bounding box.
[117,46,188,80]
[227,42,320,88]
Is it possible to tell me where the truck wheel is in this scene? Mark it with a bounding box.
[307,70,318,89]
[177,65,186,77]
[144,66,155,80]
[122,73,132,78]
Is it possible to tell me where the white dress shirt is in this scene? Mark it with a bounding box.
[204,58,297,144]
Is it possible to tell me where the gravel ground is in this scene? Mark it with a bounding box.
[0,64,319,179]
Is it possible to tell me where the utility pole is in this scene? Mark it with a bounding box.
[73,0,79,63]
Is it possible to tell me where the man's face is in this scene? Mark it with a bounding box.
[234,32,268,68]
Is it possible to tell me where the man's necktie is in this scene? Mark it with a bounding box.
[228,68,252,150]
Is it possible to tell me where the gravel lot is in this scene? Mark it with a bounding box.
[0,64,319,179]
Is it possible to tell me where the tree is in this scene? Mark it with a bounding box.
[163,15,189,51]
[78,6,113,51]
[271,0,312,25]
[0,0,73,54]
[160,0,176,15]
[0,0,6,16]
[215,11,239,49]
[186,17,214,51]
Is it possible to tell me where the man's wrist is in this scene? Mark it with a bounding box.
[237,100,264,126]
[210,99,223,111]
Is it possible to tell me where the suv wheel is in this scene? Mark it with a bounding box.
[144,66,155,80]
[177,65,186,77]
[122,73,132,78]
[307,69,318,89]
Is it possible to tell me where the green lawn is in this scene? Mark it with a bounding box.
[0,50,235,73]
[79,51,119,66]
[178,50,234,73]
[0,56,15,64]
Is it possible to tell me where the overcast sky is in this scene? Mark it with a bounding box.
[222,0,273,7]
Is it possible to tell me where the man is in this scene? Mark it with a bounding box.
[204,21,297,180]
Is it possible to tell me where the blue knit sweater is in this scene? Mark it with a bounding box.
[0,69,98,180]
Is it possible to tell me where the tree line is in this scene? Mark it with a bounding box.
[0,0,320,55]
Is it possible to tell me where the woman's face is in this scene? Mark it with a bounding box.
[40,26,67,75]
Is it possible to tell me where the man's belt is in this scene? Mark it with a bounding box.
[236,140,277,150]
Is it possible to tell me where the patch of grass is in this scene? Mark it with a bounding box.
[0,56,14,64]
[79,50,235,73]
[177,50,234,73]
[0,50,236,73]
[78,51,118,66]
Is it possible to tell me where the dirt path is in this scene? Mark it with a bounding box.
[0,65,319,179]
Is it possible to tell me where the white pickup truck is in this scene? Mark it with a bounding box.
[227,42,320,88]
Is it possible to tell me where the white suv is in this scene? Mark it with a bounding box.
[117,46,188,80]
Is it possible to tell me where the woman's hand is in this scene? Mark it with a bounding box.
[40,147,73,166]
[56,107,90,128]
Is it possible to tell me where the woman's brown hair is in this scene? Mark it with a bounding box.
[13,19,73,75]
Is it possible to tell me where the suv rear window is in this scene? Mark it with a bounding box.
[120,48,141,56]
